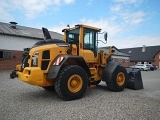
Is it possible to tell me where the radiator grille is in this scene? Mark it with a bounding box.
[41,50,50,70]
[41,61,50,70]
[42,50,50,59]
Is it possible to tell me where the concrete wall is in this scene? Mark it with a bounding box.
[0,34,40,70]
[0,34,39,51]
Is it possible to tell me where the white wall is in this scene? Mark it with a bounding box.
[0,35,40,51]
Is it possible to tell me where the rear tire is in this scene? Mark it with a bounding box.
[54,65,88,100]
[106,65,127,92]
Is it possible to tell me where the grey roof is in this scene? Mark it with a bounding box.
[98,46,130,57]
[0,22,63,40]
[119,45,160,62]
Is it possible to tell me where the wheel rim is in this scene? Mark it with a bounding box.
[116,72,125,86]
[67,74,83,93]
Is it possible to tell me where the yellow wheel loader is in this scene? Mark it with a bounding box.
[10,24,143,100]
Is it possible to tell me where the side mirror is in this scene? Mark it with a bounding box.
[104,32,108,41]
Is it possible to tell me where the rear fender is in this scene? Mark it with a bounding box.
[47,55,91,79]
[102,60,120,82]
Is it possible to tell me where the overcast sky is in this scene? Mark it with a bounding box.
[0,0,160,48]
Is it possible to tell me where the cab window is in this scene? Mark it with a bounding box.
[66,28,79,44]
[84,28,97,50]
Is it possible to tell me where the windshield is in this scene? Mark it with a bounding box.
[66,28,79,44]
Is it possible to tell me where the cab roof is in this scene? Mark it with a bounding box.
[76,24,101,31]
[62,24,101,32]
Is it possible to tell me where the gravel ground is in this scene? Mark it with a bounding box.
[0,70,160,120]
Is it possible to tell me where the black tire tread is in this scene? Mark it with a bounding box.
[54,65,88,100]
[106,66,127,92]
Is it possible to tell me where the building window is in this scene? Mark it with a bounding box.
[0,51,11,59]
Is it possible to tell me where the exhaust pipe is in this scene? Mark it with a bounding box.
[42,27,51,40]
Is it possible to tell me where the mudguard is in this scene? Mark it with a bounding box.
[47,55,91,80]
[102,60,121,82]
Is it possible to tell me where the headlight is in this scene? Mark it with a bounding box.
[31,52,39,67]
[32,57,38,66]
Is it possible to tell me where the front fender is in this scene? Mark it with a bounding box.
[102,60,120,82]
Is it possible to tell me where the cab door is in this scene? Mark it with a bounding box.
[79,28,98,63]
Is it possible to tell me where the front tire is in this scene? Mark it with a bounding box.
[54,65,88,100]
[106,65,127,92]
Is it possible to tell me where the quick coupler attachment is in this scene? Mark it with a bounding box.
[10,70,18,79]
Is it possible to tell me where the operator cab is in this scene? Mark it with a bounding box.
[62,24,101,58]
